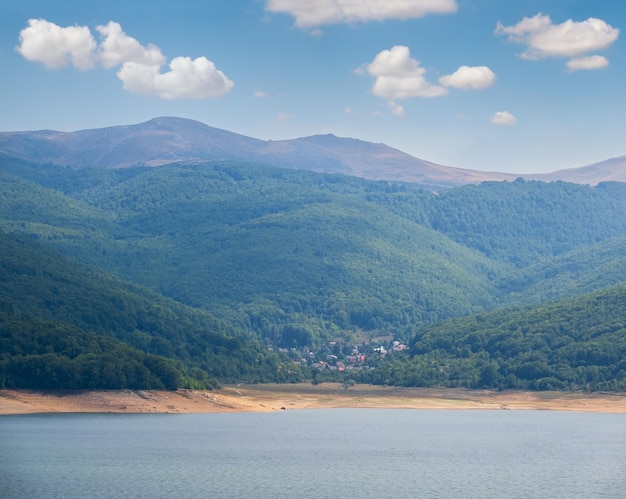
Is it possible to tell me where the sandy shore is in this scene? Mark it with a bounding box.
[1,383,626,415]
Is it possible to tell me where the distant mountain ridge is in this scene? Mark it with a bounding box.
[0,116,623,188]
[526,155,626,185]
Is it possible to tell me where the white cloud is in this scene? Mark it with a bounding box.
[388,101,405,117]
[16,18,97,70]
[96,21,166,68]
[363,46,494,108]
[495,13,619,68]
[439,65,496,89]
[366,46,448,99]
[495,13,552,42]
[117,57,234,99]
[266,0,458,28]
[16,18,233,99]
[254,90,269,98]
[567,55,609,71]
[490,111,517,126]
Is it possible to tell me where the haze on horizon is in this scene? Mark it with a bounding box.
[0,1,624,174]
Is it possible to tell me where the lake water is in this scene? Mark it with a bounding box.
[1,409,625,498]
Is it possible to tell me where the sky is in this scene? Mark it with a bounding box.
[0,0,625,174]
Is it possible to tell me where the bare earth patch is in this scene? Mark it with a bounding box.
[1,384,625,415]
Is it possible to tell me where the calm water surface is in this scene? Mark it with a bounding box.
[1,409,625,498]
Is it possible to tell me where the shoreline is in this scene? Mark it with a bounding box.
[2,383,626,415]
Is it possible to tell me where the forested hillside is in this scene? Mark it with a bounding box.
[393,285,626,391]
[375,178,626,267]
[1,311,193,390]
[0,233,307,389]
[0,162,504,342]
[497,237,626,304]
[2,157,626,390]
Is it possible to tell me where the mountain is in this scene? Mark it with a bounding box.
[0,117,265,169]
[3,116,625,188]
[0,162,503,339]
[529,156,626,185]
[3,160,626,338]
[3,153,626,390]
[0,117,516,189]
[259,134,515,187]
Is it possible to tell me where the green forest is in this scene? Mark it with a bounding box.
[367,284,626,391]
[2,157,626,391]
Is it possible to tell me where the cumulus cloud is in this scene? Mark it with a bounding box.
[362,46,495,115]
[365,45,448,99]
[266,0,458,28]
[439,65,495,89]
[495,13,619,68]
[567,55,609,71]
[96,21,166,68]
[490,111,517,126]
[16,18,233,99]
[118,57,234,99]
[16,18,97,70]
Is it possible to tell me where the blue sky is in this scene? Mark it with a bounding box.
[0,0,624,173]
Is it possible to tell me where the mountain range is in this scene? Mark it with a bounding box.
[3,116,626,392]
[1,116,624,188]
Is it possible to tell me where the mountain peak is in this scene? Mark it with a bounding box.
[139,116,212,130]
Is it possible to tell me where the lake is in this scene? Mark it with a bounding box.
[1,409,625,498]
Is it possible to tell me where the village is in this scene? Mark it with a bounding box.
[278,340,409,372]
